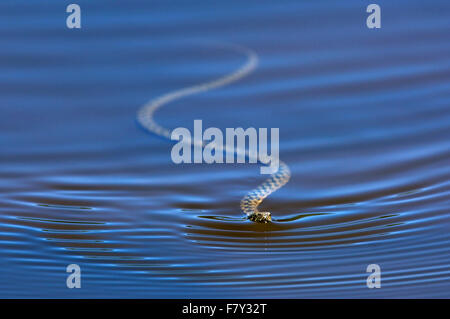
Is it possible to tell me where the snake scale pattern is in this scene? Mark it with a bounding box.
[137,44,290,222]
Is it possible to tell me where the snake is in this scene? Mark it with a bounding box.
[137,43,290,223]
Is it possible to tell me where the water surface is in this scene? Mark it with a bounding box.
[1,0,449,298]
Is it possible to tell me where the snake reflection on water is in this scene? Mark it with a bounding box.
[137,44,291,223]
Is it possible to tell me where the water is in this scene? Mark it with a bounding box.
[1,0,449,298]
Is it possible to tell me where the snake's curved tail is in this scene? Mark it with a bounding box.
[137,43,290,222]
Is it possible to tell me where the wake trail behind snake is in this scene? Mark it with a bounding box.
[137,43,290,223]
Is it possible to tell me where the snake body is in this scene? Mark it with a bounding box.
[137,44,290,222]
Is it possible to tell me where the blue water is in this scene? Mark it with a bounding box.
[1,0,449,298]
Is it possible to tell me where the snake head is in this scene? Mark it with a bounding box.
[248,212,272,223]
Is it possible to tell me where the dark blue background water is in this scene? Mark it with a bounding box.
[1,0,449,298]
